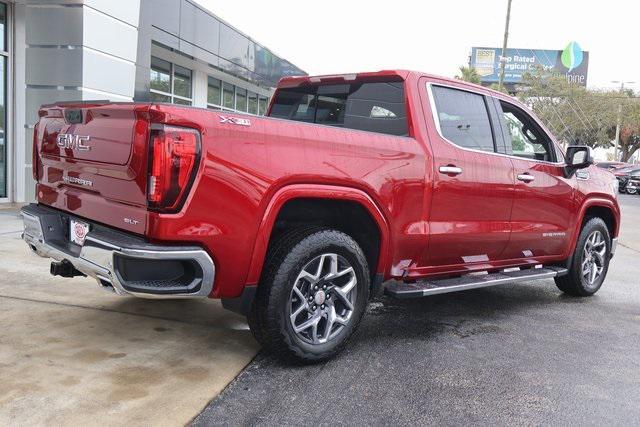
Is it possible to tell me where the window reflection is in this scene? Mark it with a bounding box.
[149,56,192,106]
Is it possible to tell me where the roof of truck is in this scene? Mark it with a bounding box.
[276,70,507,99]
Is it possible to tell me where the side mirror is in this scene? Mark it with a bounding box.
[565,145,594,177]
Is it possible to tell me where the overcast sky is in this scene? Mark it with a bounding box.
[195,0,638,91]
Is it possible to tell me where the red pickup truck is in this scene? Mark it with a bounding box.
[22,70,620,361]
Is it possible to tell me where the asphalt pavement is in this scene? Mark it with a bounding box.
[194,194,640,426]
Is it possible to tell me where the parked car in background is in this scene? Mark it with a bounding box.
[596,161,630,171]
[22,70,620,362]
[614,166,640,194]
[626,171,640,195]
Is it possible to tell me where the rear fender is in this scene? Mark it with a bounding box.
[245,184,391,285]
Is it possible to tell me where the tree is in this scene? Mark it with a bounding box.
[516,68,640,161]
[609,101,640,162]
[455,66,481,84]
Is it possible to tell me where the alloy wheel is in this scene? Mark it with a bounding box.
[288,253,357,345]
[581,230,607,287]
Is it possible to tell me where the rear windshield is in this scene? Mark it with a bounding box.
[269,81,408,136]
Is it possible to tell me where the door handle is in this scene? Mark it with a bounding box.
[439,165,463,175]
[517,173,535,182]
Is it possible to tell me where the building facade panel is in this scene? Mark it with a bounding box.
[150,0,180,36]
[25,5,82,46]
[151,26,180,51]
[5,0,306,203]
[82,49,137,98]
[82,5,139,62]
[25,47,83,87]
[179,0,219,54]
[84,0,140,27]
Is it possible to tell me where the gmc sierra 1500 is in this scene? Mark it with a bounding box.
[22,70,620,361]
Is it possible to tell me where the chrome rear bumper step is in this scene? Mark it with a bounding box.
[385,266,568,299]
[21,203,216,299]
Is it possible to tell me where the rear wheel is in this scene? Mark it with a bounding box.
[626,186,638,195]
[249,228,370,362]
[555,217,611,296]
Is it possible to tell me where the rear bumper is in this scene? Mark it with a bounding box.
[21,204,215,299]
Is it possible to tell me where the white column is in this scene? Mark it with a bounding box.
[192,69,208,108]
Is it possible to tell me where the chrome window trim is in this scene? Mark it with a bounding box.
[425,82,566,167]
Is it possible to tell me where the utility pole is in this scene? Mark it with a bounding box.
[612,80,635,161]
[498,0,513,91]
[614,103,622,161]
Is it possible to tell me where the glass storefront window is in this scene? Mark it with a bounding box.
[258,96,269,115]
[236,88,247,112]
[150,92,171,103]
[149,57,267,116]
[223,82,235,109]
[248,92,258,115]
[0,3,5,54]
[150,56,192,106]
[208,77,221,106]
[173,65,192,99]
[150,57,171,94]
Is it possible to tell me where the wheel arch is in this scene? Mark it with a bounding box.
[568,198,620,256]
[245,184,391,286]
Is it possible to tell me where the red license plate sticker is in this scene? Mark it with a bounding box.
[70,219,90,246]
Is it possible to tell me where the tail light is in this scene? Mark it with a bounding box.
[147,125,201,212]
[32,122,40,181]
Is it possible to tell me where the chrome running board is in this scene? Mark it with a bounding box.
[385,266,568,299]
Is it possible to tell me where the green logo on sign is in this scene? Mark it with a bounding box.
[561,41,584,72]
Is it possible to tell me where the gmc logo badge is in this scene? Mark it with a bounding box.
[56,134,91,151]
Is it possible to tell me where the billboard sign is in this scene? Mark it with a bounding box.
[470,42,589,86]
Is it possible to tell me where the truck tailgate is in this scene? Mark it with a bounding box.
[34,103,151,235]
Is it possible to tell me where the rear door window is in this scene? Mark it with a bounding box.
[269,81,408,136]
[431,86,496,153]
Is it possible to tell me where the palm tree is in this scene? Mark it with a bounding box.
[456,66,481,84]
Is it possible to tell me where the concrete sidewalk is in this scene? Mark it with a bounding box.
[0,210,259,426]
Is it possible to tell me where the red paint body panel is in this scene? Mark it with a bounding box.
[36,104,151,235]
[33,71,621,299]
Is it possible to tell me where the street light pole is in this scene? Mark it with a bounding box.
[498,0,513,91]
[612,80,635,161]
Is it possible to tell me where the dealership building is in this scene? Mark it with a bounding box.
[0,0,306,204]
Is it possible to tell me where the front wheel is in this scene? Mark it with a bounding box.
[248,228,370,363]
[626,186,638,195]
[555,217,611,296]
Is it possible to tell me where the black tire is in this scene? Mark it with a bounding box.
[248,228,370,363]
[555,217,611,296]
[627,187,638,195]
[247,226,323,347]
